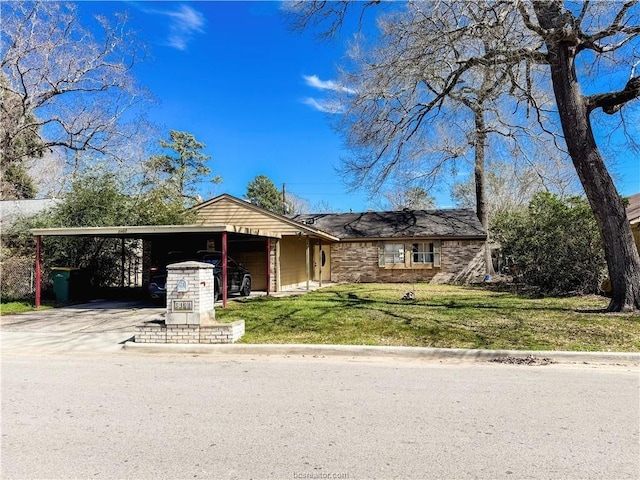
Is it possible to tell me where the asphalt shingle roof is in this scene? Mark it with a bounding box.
[291,209,486,240]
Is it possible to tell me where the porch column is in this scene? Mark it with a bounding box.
[306,236,310,291]
[35,235,42,308]
[318,239,323,288]
[222,231,228,308]
[275,239,281,292]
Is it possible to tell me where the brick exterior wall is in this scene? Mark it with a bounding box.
[331,242,380,283]
[269,239,278,293]
[135,320,245,344]
[440,240,485,277]
[331,239,484,283]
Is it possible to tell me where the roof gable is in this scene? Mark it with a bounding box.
[190,194,338,240]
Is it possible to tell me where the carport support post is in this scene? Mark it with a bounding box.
[305,236,310,291]
[120,237,126,288]
[222,231,228,308]
[266,238,271,296]
[35,235,42,308]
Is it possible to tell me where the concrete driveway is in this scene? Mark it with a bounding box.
[0,300,165,353]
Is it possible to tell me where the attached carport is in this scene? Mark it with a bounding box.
[30,218,338,308]
[30,224,282,308]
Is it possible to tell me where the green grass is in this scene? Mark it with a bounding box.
[0,300,53,315]
[216,283,640,352]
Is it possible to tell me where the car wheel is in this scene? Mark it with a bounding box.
[240,277,251,296]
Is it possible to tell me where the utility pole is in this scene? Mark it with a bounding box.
[282,183,286,214]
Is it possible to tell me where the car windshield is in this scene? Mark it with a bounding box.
[201,254,222,266]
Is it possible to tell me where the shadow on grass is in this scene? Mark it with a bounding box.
[329,289,587,314]
[222,285,639,350]
[240,291,516,348]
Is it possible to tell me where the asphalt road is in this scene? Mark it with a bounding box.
[1,352,638,480]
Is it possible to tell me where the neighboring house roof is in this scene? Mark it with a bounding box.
[291,209,486,240]
[626,193,640,224]
[0,199,60,229]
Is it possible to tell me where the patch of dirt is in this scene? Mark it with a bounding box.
[490,354,555,366]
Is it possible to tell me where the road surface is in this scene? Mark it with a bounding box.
[2,352,638,479]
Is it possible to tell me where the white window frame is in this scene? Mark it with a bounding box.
[412,242,434,264]
[378,241,441,268]
[384,242,405,264]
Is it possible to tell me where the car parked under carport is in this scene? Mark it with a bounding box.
[148,251,252,303]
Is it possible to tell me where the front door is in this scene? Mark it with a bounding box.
[313,243,331,282]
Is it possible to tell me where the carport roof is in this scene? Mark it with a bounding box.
[30,224,285,239]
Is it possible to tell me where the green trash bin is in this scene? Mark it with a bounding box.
[51,267,80,303]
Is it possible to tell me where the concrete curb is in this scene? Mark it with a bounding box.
[122,342,640,365]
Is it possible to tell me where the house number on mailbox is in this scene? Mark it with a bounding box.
[173,300,193,312]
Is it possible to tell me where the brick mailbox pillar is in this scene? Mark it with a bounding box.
[135,261,245,344]
[165,261,216,326]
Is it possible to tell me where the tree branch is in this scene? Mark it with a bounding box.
[587,75,640,114]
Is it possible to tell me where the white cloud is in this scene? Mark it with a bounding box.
[142,4,205,51]
[302,74,355,114]
[302,97,346,114]
[303,74,356,94]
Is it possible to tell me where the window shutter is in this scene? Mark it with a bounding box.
[378,241,385,267]
[434,240,442,267]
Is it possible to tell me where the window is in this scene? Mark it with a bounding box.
[412,243,435,263]
[384,243,405,264]
[379,241,441,268]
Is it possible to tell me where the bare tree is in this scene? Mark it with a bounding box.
[0,2,150,179]
[310,199,338,214]
[0,73,41,199]
[27,150,67,199]
[452,155,578,221]
[288,0,640,311]
[523,1,640,311]
[290,0,559,275]
[379,186,436,210]
[286,192,311,215]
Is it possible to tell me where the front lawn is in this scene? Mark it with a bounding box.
[216,283,640,352]
[0,300,53,315]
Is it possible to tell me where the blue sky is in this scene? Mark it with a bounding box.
[79,0,378,212]
[77,1,639,212]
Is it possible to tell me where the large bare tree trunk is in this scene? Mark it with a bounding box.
[473,108,494,276]
[535,3,640,312]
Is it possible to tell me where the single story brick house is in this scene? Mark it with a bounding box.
[290,209,486,284]
[626,193,640,253]
[30,193,486,305]
[191,194,486,286]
